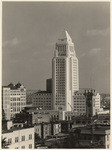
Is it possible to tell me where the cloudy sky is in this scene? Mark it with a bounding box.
[2,2,110,93]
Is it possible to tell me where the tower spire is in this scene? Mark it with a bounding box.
[57,30,73,44]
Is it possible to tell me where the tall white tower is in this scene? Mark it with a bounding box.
[52,30,79,111]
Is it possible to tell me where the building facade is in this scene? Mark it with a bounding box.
[46,78,52,93]
[51,122,61,135]
[2,127,34,149]
[32,91,53,110]
[52,30,79,111]
[78,126,110,148]
[28,109,59,123]
[73,89,102,117]
[34,124,42,138]
[73,90,86,116]
[2,83,26,120]
[26,90,37,104]
[41,123,51,139]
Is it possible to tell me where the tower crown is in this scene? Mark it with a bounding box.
[57,30,73,44]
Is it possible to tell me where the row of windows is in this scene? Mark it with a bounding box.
[10,94,26,96]
[74,109,85,111]
[74,97,85,99]
[56,66,65,68]
[74,104,85,106]
[74,106,86,108]
[36,94,51,96]
[74,93,84,96]
[56,74,65,76]
[56,98,65,100]
[56,71,65,73]
[11,102,26,106]
[34,103,51,106]
[34,100,51,103]
[8,134,32,144]
[56,65,65,68]
[74,106,85,108]
[56,85,65,87]
[57,45,66,50]
[56,89,65,91]
[55,103,65,105]
[56,80,65,82]
[56,59,65,62]
[56,93,65,96]
[34,98,51,100]
[74,100,85,102]
[11,107,21,112]
[58,53,66,56]
[11,98,26,101]
[56,63,65,66]
[15,144,32,149]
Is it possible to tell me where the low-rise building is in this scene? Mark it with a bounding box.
[96,113,110,125]
[2,120,13,131]
[51,122,61,135]
[28,109,59,123]
[34,124,42,138]
[41,123,51,139]
[60,121,73,133]
[13,108,32,126]
[2,126,34,149]
[78,125,110,148]
[32,112,50,124]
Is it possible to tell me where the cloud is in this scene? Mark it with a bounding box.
[89,48,101,55]
[3,37,19,47]
[86,28,109,36]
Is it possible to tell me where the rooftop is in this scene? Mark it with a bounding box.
[74,88,97,95]
[3,82,25,90]
[2,126,34,134]
[35,90,52,94]
[80,125,110,135]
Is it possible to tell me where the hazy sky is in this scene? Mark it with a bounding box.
[2,2,110,93]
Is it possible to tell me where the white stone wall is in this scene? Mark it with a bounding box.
[2,127,34,149]
[52,30,79,111]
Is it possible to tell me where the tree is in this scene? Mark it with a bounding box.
[2,137,10,149]
[35,133,45,148]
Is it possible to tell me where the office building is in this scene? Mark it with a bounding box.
[32,91,52,110]
[73,88,102,117]
[2,83,26,120]
[52,30,79,111]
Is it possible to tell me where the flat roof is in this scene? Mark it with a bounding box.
[2,126,34,134]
